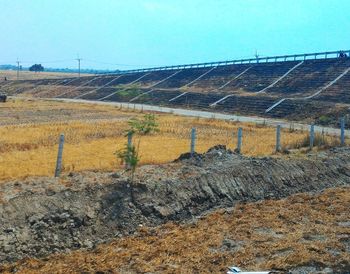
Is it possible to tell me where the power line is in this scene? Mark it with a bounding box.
[83,59,160,67]
[84,59,133,66]
[0,59,76,65]
[1,57,159,69]
[29,59,75,64]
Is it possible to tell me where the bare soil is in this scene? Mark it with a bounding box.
[1,187,349,274]
[0,146,349,273]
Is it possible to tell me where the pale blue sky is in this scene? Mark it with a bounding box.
[0,0,349,70]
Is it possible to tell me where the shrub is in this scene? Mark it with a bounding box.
[317,115,332,126]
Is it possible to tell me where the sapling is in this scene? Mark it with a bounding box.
[115,113,159,183]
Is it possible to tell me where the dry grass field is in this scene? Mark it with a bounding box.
[2,186,349,273]
[0,99,349,274]
[0,70,88,81]
[0,99,341,182]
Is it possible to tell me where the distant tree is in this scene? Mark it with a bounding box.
[29,64,44,72]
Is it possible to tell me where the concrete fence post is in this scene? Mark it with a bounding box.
[340,117,345,146]
[190,128,196,155]
[54,133,65,177]
[276,125,281,152]
[236,127,243,154]
[310,124,315,150]
[127,132,133,148]
[126,132,133,169]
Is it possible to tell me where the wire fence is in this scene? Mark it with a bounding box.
[0,115,347,181]
[53,118,346,177]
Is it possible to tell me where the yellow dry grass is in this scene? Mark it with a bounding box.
[0,99,341,182]
[0,70,89,81]
[2,186,349,273]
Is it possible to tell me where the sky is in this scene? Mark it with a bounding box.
[0,0,349,70]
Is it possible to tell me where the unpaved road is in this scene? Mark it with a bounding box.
[12,96,349,136]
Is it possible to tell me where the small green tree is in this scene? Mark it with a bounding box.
[128,113,159,135]
[115,143,139,182]
[115,114,159,182]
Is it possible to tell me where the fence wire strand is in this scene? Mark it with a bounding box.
[0,116,346,181]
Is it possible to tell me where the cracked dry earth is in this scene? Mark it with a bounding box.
[0,146,349,273]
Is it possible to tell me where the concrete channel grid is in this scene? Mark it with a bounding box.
[2,49,350,120]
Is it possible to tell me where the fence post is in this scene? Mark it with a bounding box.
[127,132,133,148]
[340,117,345,146]
[190,128,196,155]
[236,127,243,154]
[310,124,314,150]
[54,133,65,177]
[126,132,133,169]
[276,125,281,152]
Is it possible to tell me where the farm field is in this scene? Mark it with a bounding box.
[1,186,349,273]
[0,98,341,182]
[0,99,349,274]
[0,70,88,81]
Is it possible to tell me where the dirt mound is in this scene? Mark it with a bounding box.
[2,187,349,274]
[1,146,350,263]
[174,144,233,162]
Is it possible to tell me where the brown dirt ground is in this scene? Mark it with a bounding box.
[1,186,349,274]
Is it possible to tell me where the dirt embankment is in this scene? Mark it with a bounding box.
[1,146,350,264]
[2,187,349,274]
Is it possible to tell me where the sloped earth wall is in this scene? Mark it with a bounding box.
[0,146,350,264]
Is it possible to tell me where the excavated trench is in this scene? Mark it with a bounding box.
[1,145,350,263]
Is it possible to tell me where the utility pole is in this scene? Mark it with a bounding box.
[255,50,259,63]
[16,59,20,80]
[76,55,82,78]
